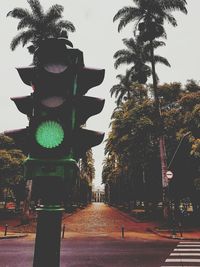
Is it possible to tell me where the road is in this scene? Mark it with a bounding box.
[0,203,199,266]
[0,238,175,267]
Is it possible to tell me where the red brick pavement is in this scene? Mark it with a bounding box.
[62,203,158,236]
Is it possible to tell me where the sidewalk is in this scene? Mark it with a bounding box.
[0,208,80,239]
[0,214,27,239]
[149,226,200,240]
[113,205,200,241]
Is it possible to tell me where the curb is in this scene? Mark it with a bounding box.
[0,234,28,240]
[148,228,200,241]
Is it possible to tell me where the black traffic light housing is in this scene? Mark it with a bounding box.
[5,38,105,175]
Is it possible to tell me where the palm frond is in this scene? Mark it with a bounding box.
[154,55,171,67]
[45,23,75,39]
[56,20,76,32]
[110,84,122,97]
[10,30,34,50]
[27,0,44,19]
[114,49,134,59]
[116,92,125,106]
[144,40,166,52]
[152,40,166,48]
[44,4,64,24]
[7,8,30,19]
[116,74,125,82]
[118,9,143,32]
[122,38,139,51]
[161,0,188,14]
[113,6,132,22]
[114,52,135,69]
[21,29,36,47]
[17,16,36,30]
[113,7,143,32]
[163,12,177,26]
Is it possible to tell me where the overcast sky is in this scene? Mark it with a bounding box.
[0,0,199,188]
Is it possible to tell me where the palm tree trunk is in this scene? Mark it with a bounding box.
[150,40,160,113]
[150,40,169,220]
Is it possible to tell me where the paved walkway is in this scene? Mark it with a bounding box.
[62,203,159,239]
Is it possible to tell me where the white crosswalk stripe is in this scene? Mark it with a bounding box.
[161,241,200,266]
[174,249,200,251]
[170,253,200,256]
[177,245,200,247]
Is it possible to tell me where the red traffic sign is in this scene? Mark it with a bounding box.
[166,170,173,179]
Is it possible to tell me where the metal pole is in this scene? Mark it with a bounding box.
[62,224,65,239]
[33,208,63,267]
[168,131,191,169]
[178,222,183,238]
[4,224,8,236]
[121,225,125,238]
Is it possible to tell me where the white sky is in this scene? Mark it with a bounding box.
[0,0,199,188]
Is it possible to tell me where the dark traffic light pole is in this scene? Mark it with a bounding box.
[33,207,63,267]
[6,38,105,267]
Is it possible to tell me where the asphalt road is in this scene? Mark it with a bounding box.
[0,238,176,267]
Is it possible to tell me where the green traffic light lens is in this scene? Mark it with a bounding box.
[36,120,64,149]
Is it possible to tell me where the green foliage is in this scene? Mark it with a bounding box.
[103,80,200,205]
[0,134,26,187]
[80,149,95,185]
[0,134,15,150]
[191,139,200,158]
[186,79,200,93]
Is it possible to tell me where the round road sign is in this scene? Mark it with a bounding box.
[166,170,173,179]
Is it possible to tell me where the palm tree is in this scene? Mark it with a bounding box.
[113,0,187,106]
[110,72,149,106]
[110,70,133,106]
[112,37,170,106]
[114,37,170,85]
[7,0,76,53]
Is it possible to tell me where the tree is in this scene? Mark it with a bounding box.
[7,0,75,53]
[0,134,26,209]
[113,1,188,218]
[79,149,95,204]
[104,80,200,220]
[110,70,133,106]
[104,97,162,208]
[110,73,148,106]
[113,0,187,114]
[114,37,170,85]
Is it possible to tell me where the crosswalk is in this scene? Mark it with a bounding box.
[161,241,200,266]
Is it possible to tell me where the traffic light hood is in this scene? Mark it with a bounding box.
[16,65,105,96]
[17,40,105,95]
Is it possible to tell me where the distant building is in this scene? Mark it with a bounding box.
[92,186,105,202]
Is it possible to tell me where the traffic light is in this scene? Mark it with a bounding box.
[5,38,105,179]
